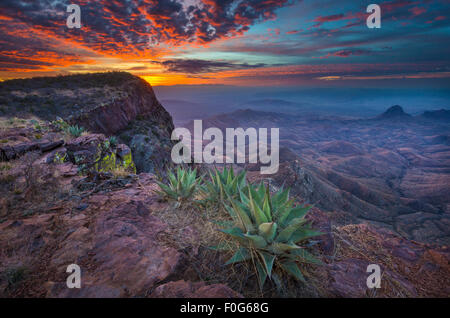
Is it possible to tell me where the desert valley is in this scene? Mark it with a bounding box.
[0,73,448,298]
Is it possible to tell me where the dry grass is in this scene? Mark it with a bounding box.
[111,166,131,178]
[148,196,323,297]
[327,224,450,297]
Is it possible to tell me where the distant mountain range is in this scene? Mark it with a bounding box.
[186,105,450,245]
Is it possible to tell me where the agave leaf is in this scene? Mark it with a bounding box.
[219,227,247,244]
[237,170,246,188]
[224,202,237,218]
[243,234,267,249]
[248,188,268,225]
[239,188,250,205]
[258,222,277,242]
[262,186,272,221]
[224,203,246,231]
[283,205,312,225]
[216,170,225,201]
[277,198,296,225]
[280,261,305,282]
[255,261,267,289]
[156,181,171,193]
[273,187,289,209]
[176,166,182,180]
[257,181,266,200]
[290,228,324,243]
[186,169,196,185]
[156,182,178,199]
[226,166,233,185]
[248,183,262,203]
[269,242,301,254]
[225,247,251,265]
[208,170,215,184]
[180,169,187,188]
[258,251,275,278]
[230,176,238,191]
[229,198,254,232]
[276,218,308,243]
[211,220,235,228]
[168,172,177,188]
[290,249,323,265]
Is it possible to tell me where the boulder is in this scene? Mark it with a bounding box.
[65,134,135,173]
[0,139,64,161]
[47,201,182,297]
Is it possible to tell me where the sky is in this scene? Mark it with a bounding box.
[0,0,450,87]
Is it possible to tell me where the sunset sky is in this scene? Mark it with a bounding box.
[1,0,449,86]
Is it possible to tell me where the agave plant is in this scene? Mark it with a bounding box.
[200,166,246,205]
[108,136,118,148]
[219,182,322,288]
[67,125,85,138]
[156,166,198,205]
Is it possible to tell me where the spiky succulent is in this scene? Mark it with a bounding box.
[108,136,118,148]
[156,166,198,204]
[200,166,246,205]
[220,182,322,288]
[67,125,85,138]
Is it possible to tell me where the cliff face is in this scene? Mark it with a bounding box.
[65,75,173,137]
[0,72,175,173]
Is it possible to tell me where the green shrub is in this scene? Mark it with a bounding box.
[0,163,11,171]
[108,136,118,148]
[51,117,69,131]
[219,182,322,289]
[156,166,198,205]
[67,125,85,138]
[200,166,246,206]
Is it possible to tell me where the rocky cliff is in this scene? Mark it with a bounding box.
[0,72,174,173]
[0,74,448,298]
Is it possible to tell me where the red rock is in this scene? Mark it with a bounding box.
[47,201,182,297]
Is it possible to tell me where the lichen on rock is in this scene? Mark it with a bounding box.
[66,133,136,175]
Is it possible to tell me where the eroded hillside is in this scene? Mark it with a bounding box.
[0,73,448,298]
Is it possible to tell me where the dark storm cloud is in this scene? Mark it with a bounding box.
[0,0,293,60]
[157,59,266,74]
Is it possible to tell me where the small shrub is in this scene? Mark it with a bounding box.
[0,163,11,171]
[156,166,198,205]
[111,166,130,178]
[108,136,118,148]
[219,182,322,289]
[51,117,69,132]
[67,125,85,138]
